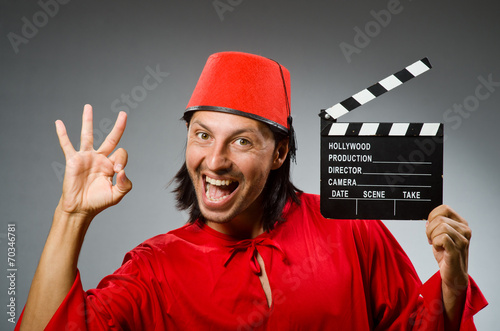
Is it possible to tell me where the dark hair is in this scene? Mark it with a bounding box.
[172,115,302,232]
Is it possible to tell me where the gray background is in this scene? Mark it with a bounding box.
[1,0,498,329]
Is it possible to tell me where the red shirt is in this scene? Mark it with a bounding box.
[16,193,487,330]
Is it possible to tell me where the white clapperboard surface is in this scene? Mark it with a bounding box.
[319,58,443,220]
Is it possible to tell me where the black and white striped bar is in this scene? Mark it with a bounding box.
[326,122,442,136]
[325,58,432,120]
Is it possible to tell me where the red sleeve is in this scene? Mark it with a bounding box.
[15,245,167,330]
[14,271,92,331]
[360,220,487,331]
[414,271,488,330]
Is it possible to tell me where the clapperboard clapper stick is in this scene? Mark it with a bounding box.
[319,58,444,220]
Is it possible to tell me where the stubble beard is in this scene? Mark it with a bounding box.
[188,167,239,224]
[189,168,266,226]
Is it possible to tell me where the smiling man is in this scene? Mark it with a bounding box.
[185,111,288,236]
[17,52,486,330]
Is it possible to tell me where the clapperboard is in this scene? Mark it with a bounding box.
[320,58,443,220]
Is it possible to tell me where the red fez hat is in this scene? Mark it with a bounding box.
[185,52,292,134]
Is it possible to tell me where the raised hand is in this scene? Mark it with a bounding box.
[18,105,133,330]
[426,205,470,291]
[55,104,132,219]
[426,204,470,329]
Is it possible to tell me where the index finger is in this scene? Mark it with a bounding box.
[426,204,471,242]
[96,111,128,156]
[427,204,467,225]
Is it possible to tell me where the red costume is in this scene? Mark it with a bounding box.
[15,193,486,330]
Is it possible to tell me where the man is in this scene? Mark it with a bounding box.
[17,52,486,330]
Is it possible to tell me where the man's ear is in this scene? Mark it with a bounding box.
[271,139,289,170]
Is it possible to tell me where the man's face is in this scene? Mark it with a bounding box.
[186,111,286,225]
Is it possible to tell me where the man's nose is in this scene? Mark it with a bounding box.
[206,142,231,172]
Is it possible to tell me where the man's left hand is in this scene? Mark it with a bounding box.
[426,204,470,329]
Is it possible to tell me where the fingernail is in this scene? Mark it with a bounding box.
[114,164,123,172]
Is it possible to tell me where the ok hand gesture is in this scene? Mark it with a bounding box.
[55,104,132,220]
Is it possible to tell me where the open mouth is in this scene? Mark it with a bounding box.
[204,175,239,202]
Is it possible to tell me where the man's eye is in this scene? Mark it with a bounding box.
[197,132,210,140]
[236,138,250,146]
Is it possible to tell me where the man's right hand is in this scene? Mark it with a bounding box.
[55,104,132,220]
[18,105,133,331]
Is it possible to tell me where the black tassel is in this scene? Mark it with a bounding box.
[288,115,297,164]
[270,57,297,163]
